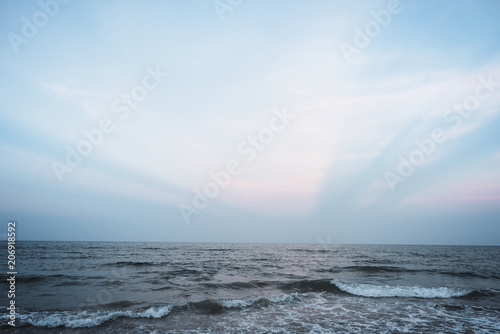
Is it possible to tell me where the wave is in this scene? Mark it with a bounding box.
[278,279,495,299]
[177,293,302,314]
[7,293,304,328]
[11,306,172,328]
[462,288,499,299]
[331,280,472,298]
[5,276,497,329]
[282,279,344,293]
[218,293,302,309]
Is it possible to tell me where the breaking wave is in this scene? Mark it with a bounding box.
[13,306,173,328]
[331,279,472,298]
[7,293,303,328]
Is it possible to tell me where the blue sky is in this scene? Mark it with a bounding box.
[1,0,499,244]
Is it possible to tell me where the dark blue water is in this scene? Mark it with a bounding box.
[1,242,500,333]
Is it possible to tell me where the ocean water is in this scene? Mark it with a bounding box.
[1,242,500,333]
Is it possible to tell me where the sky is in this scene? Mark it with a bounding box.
[1,0,499,245]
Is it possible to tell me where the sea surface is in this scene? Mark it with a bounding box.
[1,242,500,333]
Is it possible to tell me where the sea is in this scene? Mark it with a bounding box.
[1,242,500,333]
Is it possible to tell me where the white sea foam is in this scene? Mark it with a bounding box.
[220,298,254,308]
[219,293,302,309]
[135,306,172,318]
[16,305,172,328]
[331,279,472,298]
